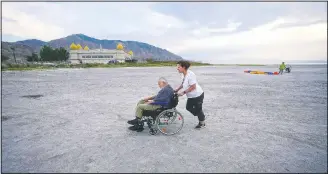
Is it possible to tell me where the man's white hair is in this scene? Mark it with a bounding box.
[158,77,168,83]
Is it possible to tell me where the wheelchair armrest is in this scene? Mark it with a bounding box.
[151,101,169,106]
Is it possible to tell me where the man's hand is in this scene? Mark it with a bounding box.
[145,100,153,104]
[178,92,184,96]
[143,96,151,101]
[143,95,155,101]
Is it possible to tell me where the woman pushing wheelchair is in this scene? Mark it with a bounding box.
[174,61,206,129]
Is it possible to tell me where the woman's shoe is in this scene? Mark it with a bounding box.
[195,122,206,129]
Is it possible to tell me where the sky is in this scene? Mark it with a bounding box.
[2,2,327,64]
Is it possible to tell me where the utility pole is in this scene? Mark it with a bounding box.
[10,46,17,64]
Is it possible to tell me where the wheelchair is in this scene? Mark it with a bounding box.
[285,65,292,73]
[139,93,184,135]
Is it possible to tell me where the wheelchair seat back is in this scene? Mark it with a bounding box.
[168,92,179,109]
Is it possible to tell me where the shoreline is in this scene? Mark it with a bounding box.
[2,63,325,71]
[1,63,267,71]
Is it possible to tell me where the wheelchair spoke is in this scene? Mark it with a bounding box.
[168,112,178,124]
[156,109,184,136]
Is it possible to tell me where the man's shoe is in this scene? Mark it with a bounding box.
[136,127,144,132]
[128,124,144,132]
[195,122,206,129]
[127,117,139,125]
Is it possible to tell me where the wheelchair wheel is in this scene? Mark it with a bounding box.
[155,109,184,135]
[149,128,158,135]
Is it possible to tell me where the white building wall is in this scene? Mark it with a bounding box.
[69,49,131,64]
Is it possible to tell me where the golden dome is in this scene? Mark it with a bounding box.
[76,44,82,50]
[70,43,78,50]
[116,43,124,50]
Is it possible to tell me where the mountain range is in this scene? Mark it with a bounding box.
[1,34,183,63]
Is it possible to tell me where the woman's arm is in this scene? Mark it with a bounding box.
[179,73,197,96]
[175,84,183,92]
[183,84,196,94]
[178,84,196,96]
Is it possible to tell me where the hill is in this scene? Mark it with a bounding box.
[1,34,183,63]
[1,42,35,64]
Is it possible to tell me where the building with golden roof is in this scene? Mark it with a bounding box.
[68,42,132,64]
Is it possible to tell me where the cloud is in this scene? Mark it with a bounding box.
[1,2,327,64]
[174,19,327,64]
[191,20,242,37]
[155,3,327,64]
[2,34,27,42]
[2,2,187,41]
[2,3,66,41]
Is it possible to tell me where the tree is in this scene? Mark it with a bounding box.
[10,47,17,63]
[56,47,69,61]
[84,46,89,50]
[146,58,154,63]
[40,45,55,61]
[70,43,78,50]
[40,45,69,62]
[116,43,124,50]
[76,44,82,50]
[27,53,39,62]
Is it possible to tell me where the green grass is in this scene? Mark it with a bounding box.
[4,67,54,71]
[1,61,212,71]
[1,62,269,71]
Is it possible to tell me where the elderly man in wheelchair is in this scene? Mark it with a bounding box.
[127,77,181,134]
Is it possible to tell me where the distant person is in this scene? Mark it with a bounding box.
[285,65,292,73]
[174,61,206,129]
[127,77,174,132]
[279,62,286,74]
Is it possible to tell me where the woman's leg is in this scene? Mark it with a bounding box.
[186,98,197,116]
[194,93,205,128]
[186,93,206,128]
